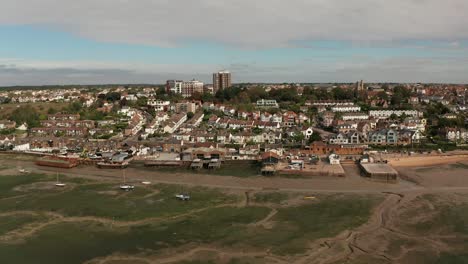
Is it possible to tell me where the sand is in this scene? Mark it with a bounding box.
[388,154,468,167]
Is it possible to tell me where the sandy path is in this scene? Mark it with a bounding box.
[387,154,468,167]
[252,208,278,227]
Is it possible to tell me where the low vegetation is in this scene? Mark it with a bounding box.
[0,173,382,263]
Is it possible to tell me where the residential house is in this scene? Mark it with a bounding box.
[163,114,188,133]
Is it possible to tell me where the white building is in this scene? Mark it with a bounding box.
[256,99,279,108]
[369,110,421,119]
[329,154,340,165]
[163,114,188,134]
[331,106,361,112]
[166,80,183,94]
[342,112,369,121]
[148,99,170,111]
[446,128,468,142]
[307,100,354,107]
[166,80,204,98]
[13,143,30,151]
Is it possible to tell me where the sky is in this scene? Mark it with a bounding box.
[1,0,468,86]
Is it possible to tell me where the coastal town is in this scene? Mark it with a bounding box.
[0,71,467,182]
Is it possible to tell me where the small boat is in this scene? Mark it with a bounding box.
[55,172,66,187]
[175,194,190,201]
[18,168,30,174]
[119,169,134,191]
[120,184,135,191]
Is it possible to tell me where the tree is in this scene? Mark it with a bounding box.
[334,112,343,120]
[308,133,322,144]
[47,107,57,114]
[292,133,305,143]
[391,86,411,106]
[66,101,83,113]
[187,112,195,119]
[252,127,263,135]
[136,96,148,107]
[105,92,121,102]
[9,105,40,128]
[377,91,388,101]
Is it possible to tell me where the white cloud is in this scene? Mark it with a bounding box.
[1,0,467,47]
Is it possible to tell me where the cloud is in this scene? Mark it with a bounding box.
[0,59,215,85]
[1,55,468,86]
[1,0,467,48]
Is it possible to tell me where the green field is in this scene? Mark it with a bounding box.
[0,102,69,119]
[0,173,382,263]
[0,214,48,236]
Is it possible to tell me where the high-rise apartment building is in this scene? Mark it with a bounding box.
[213,70,232,92]
[166,80,183,94]
[181,80,204,98]
[166,79,204,98]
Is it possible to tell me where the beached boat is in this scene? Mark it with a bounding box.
[119,170,134,191]
[36,156,79,168]
[55,172,66,187]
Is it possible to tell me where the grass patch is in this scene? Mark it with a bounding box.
[229,195,381,255]
[0,174,238,220]
[254,192,290,204]
[0,174,55,199]
[0,174,381,263]
[0,102,68,119]
[436,254,468,264]
[415,167,435,173]
[0,214,47,236]
[407,196,468,235]
[0,206,270,264]
[449,162,468,170]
